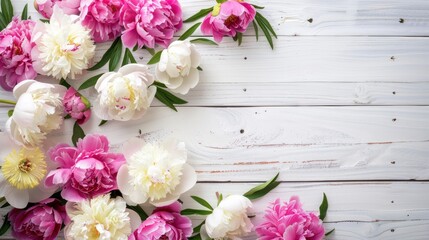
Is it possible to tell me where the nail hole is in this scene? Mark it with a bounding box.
[138,129,142,135]
[391,229,395,232]
[391,200,394,203]
[392,91,396,95]
[243,88,247,92]
[399,18,404,23]
[390,56,395,61]
[391,161,396,164]
[139,57,144,60]
[307,18,313,23]
[240,129,245,134]
[244,57,247,60]
[392,118,397,122]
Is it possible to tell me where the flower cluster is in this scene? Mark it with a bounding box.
[0,0,287,239]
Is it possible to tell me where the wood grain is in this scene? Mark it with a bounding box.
[1,106,427,181]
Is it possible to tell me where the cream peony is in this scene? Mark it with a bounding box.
[205,195,253,239]
[156,40,201,95]
[0,133,57,209]
[64,194,141,240]
[94,64,156,121]
[6,80,66,148]
[32,5,95,80]
[117,138,197,207]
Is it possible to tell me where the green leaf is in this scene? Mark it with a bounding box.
[193,220,205,233]
[184,7,213,23]
[0,13,7,30]
[181,209,213,216]
[7,109,13,117]
[216,0,227,3]
[79,73,103,90]
[189,234,202,240]
[1,0,13,23]
[178,22,202,41]
[217,193,223,206]
[255,14,273,50]
[59,78,71,88]
[39,19,49,23]
[127,204,148,221]
[88,38,120,71]
[197,66,203,71]
[319,193,328,221]
[0,214,10,236]
[0,202,9,208]
[127,49,137,63]
[252,4,265,9]
[21,4,28,20]
[156,87,188,104]
[155,90,177,112]
[109,39,123,71]
[256,12,277,38]
[236,32,243,46]
[99,120,108,126]
[190,38,218,46]
[72,121,85,147]
[252,20,259,41]
[147,50,163,65]
[191,196,214,210]
[152,81,167,88]
[325,228,335,236]
[144,47,155,55]
[243,173,280,200]
[64,114,71,119]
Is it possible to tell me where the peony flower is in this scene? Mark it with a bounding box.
[9,198,67,240]
[205,195,253,239]
[93,64,156,121]
[45,134,126,202]
[79,0,123,42]
[63,87,91,125]
[156,40,201,95]
[129,202,192,240]
[6,80,66,148]
[117,138,197,207]
[120,0,183,49]
[256,197,325,240]
[64,194,140,240]
[0,133,57,209]
[201,0,256,42]
[0,17,36,91]
[32,5,95,80]
[34,0,81,19]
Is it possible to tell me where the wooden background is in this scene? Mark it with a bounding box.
[1,0,429,239]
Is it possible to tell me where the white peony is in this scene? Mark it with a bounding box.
[32,5,95,80]
[64,194,141,240]
[205,195,253,239]
[156,40,201,95]
[94,64,156,121]
[117,138,197,207]
[0,133,57,209]
[6,80,66,148]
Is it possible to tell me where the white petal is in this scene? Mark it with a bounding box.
[28,184,57,202]
[122,138,145,160]
[117,165,133,195]
[95,72,117,91]
[150,194,180,207]
[171,163,197,196]
[128,188,149,205]
[146,86,157,105]
[126,209,142,231]
[190,44,201,68]
[92,97,112,120]
[13,80,36,99]
[172,68,199,95]
[0,133,16,164]
[155,66,170,84]
[12,93,37,128]
[165,77,183,90]
[158,50,169,72]
[5,188,30,209]
[118,64,149,77]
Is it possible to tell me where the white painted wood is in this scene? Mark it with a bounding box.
[1,106,428,181]
[12,0,429,36]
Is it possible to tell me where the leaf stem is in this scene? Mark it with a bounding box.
[0,99,16,105]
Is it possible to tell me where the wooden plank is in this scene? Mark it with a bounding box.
[1,106,427,181]
[12,0,429,36]
[0,182,427,239]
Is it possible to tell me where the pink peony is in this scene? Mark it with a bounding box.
[63,87,91,125]
[120,0,183,49]
[256,197,325,240]
[45,134,125,202]
[9,198,68,240]
[201,0,256,43]
[129,202,193,240]
[34,0,81,19]
[0,18,36,91]
[79,0,123,42]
